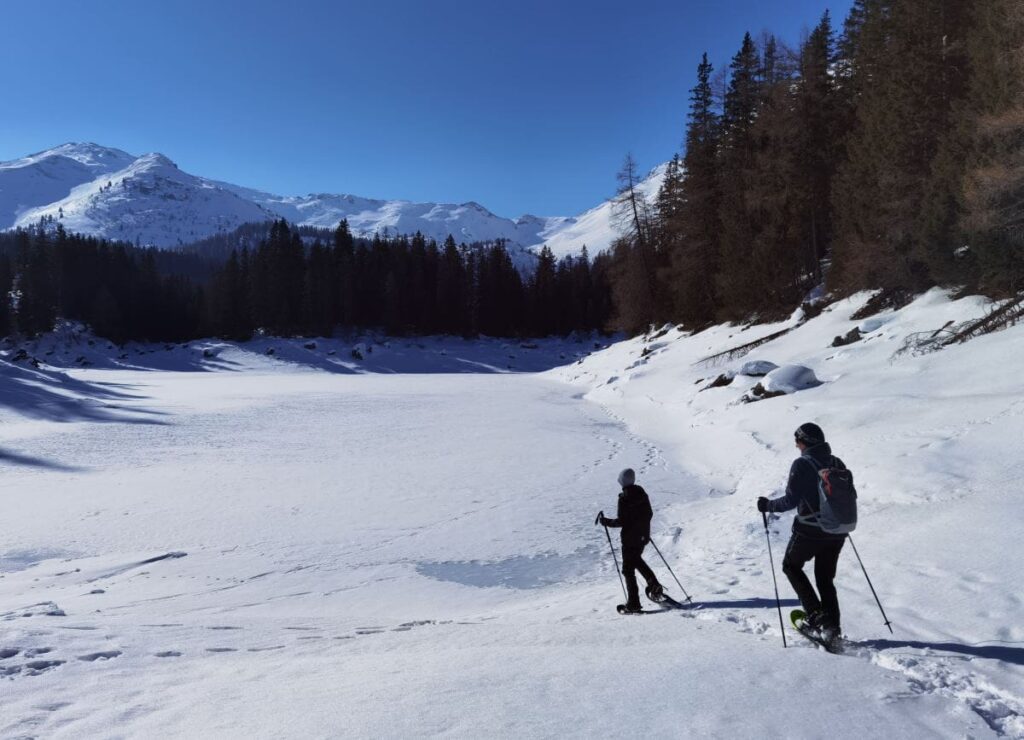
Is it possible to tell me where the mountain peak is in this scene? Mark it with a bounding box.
[133,152,178,170]
[1,141,664,256]
[1,142,135,171]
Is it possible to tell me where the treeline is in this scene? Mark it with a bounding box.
[607,0,1024,333]
[208,220,612,339]
[0,227,208,342]
[0,221,613,343]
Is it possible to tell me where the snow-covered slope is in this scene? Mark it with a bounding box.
[0,143,135,229]
[7,150,276,247]
[550,289,1024,735]
[0,143,663,254]
[539,162,667,259]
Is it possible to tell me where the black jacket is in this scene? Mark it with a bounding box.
[604,484,653,546]
[768,442,847,540]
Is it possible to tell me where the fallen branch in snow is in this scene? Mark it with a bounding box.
[892,295,1024,360]
[946,295,1024,344]
[693,327,795,369]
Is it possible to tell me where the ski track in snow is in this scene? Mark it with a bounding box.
[1,306,1023,737]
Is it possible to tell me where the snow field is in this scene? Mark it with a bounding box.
[0,291,1022,737]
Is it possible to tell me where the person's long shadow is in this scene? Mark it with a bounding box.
[858,639,1024,667]
[0,447,88,472]
[696,597,801,609]
[692,601,1024,666]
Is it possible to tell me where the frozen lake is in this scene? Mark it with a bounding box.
[1,344,1020,737]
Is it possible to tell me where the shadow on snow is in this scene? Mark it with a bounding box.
[0,360,167,426]
[860,638,1024,667]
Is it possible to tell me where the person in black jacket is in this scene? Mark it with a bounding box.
[757,423,847,643]
[599,468,663,613]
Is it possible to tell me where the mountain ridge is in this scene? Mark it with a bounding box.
[0,143,664,256]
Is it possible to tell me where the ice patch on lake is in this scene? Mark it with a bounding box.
[417,548,597,589]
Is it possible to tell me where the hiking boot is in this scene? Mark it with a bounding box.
[617,602,643,614]
[802,610,826,634]
[820,626,842,650]
[645,583,665,602]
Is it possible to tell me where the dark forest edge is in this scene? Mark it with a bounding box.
[0,221,613,343]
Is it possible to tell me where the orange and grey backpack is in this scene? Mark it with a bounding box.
[800,455,857,534]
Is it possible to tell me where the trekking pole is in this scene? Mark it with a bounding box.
[596,511,627,602]
[762,512,787,648]
[648,538,693,603]
[848,535,893,634]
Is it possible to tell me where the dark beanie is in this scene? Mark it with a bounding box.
[795,422,825,445]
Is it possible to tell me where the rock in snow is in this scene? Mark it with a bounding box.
[761,364,822,394]
[737,360,779,377]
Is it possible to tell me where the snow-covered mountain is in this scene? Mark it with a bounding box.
[0,143,664,255]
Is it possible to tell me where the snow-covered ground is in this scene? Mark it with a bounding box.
[1,291,1023,738]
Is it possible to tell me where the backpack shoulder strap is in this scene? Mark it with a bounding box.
[801,455,823,472]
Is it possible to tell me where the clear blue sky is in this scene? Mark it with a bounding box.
[0,0,851,217]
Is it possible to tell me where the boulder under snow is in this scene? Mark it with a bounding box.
[762,364,822,394]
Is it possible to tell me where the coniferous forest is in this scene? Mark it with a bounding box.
[2,0,1021,343]
[607,0,1024,333]
[0,222,612,342]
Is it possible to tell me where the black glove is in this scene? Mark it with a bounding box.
[595,510,605,526]
[757,497,771,513]
[599,514,609,526]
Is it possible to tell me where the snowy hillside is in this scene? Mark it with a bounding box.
[12,153,275,247]
[0,290,1021,737]
[0,143,662,254]
[0,143,135,229]
[539,162,667,259]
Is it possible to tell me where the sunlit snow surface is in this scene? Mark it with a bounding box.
[1,295,1023,737]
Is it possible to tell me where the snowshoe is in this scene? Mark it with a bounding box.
[790,609,843,654]
[616,603,644,615]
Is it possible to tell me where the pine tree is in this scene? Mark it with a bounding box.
[529,245,558,335]
[305,239,337,336]
[0,253,12,338]
[962,0,1024,294]
[831,0,971,293]
[716,32,765,318]
[746,36,807,314]
[670,53,722,326]
[432,235,461,334]
[15,231,58,336]
[795,12,841,281]
[609,154,664,331]
[655,154,686,246]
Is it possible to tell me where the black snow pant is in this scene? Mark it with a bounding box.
[782,532,846,630]
[621,542,659,609]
